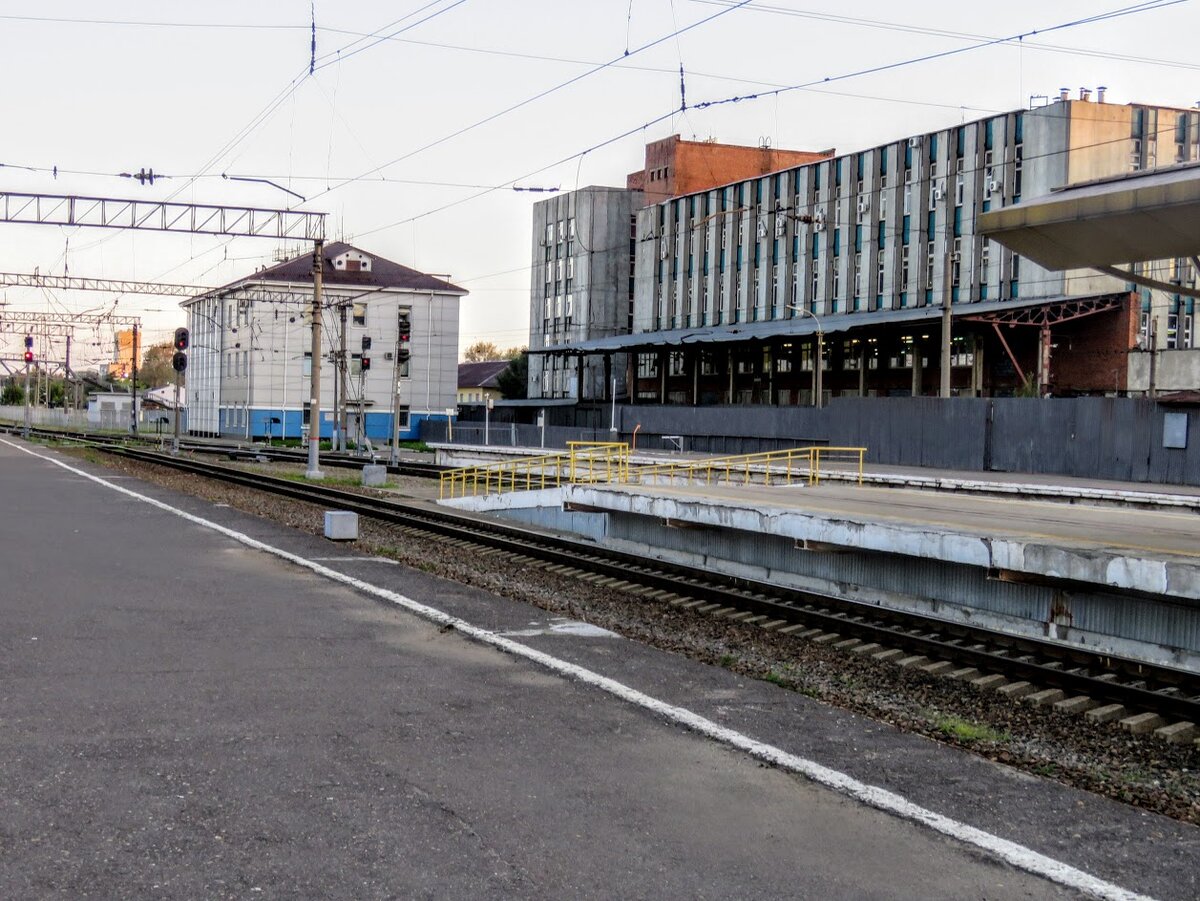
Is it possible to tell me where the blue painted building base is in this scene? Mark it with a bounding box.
[218,408,449,443]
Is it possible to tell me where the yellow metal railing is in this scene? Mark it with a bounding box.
[628,446,865,489]
[439,442,865,499]
[440,441,631,499]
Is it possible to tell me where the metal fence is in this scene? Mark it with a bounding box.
[428,396,1200,486]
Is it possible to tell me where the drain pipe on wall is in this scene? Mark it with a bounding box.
[632,423,641,451]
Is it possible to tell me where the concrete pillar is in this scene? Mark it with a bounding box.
[578,355,586,401]
[690,350,699,406]
[858,345,866,397]
[658,350,668,404]
[911,340,923,396]
[727,349,735,404]
[1038,325,1051,397]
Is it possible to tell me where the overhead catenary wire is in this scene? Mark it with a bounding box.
[353,0,1192,239]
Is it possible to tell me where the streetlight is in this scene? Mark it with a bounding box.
[787,304,824,409]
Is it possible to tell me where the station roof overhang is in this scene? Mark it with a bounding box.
[978,162,1200,272]
[531,295,1115,356]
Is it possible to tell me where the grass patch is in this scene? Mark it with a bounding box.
[718,653,736,668]
[763,669,791,687]
[277,472,392,489]
[933,713,1009,744]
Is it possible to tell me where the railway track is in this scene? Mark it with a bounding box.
[0,423,446,479]
[92,444,1200,738]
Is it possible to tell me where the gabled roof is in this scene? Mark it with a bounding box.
[458,360,510,389]
[213,241,466,295]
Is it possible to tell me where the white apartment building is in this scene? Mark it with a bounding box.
[182,242,466,442]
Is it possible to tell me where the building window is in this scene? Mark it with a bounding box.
[1167,313,1180,349]
[352,302,367,326]
[302,352,312,377]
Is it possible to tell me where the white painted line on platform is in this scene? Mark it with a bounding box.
[3,438,1155,901]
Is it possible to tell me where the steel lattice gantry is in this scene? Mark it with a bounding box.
[0,271,374,307]
[0,192,325,241]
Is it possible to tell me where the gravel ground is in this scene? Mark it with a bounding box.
[76,447,1200,826]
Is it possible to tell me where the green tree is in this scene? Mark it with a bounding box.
[1,383,24,405]
[496,352,528,399]
[463,340,503,362]
[502,345,527,360]
[139,341,180,388]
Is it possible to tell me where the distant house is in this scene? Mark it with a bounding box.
[457,360,510,405]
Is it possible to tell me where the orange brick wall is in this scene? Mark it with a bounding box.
[628,135,833,205]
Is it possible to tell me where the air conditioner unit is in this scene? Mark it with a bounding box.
[756,220,768,240]
[774,215,786,237]
[932,181,946,201]
[856,197,871,214]
[987,178,1003,193]
[660,242,669,260]
[907,136,921,148]
[950,251,961,263]
[813,210,826,232]
[384,351,394,361]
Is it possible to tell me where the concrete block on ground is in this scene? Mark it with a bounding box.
[970,674,1009,690]
[946,667,980,681]
[1154,721,1197,744]
[896,655,929,669]
[850,642,883,656]
[1119,712,1167,735]
[324,510,359,541]
[361,464,387,487]
[920,661,955,676]
[872,648,906,663]
[798,628,825,639]
[1023,688,1066,707]
[813,632,841,644]
[833,638,863,650]
[760,619,789,631]
[1085,703,1128,724]
[777,623,807,634]
[1053,696,1100,715]
[997,681,1035,699]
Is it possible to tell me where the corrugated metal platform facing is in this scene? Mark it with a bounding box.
[565,481,1200,601]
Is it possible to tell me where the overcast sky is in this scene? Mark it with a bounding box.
[1,0,1196,369]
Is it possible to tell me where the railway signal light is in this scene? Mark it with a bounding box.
[397,308,411,345]
[24,335,33,349]
[24,349,33,364]
[361,336,372,351]
[172,352,188,373]
[361,356,371,371]
[173,327,190,351]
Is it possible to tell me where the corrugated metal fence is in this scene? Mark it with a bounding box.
[426,396,1200,486]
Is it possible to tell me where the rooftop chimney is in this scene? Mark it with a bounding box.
[1059,87,1070,102]
[1097,86,1107,103]
[1080,87,1092,102]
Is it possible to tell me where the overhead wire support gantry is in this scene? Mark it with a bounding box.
[0,192,325,241]
[0,190,330,473]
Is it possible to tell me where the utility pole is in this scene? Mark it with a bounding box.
[338,301,349,452]
[940,242,953,398]
[130,322,139,435]
[22,356,31,439]
[172,367,182,455]
[305,239,325,479]
[64,334,72,414]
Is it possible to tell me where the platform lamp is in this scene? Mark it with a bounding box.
[786,305,824,408]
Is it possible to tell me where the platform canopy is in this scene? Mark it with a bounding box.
[978,162,1200,270]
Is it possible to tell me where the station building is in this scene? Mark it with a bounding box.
[182,242,466,442]
[532,93,1200,404]
[529,136,832,401]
